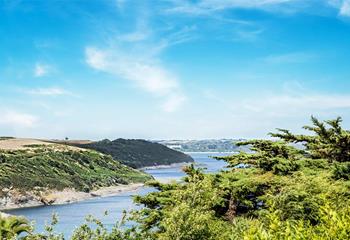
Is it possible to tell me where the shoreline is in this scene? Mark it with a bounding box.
[183,151,237,154]
[139,162,190,170]
[1,183,144,212]
[2,160,194,212]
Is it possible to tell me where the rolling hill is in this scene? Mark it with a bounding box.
[72,138,194,168]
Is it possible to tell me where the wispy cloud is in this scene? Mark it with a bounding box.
[234,27,264,42]
[161,93,187,113]
[241,94,350,114]
[340,0,350,16]
[202,87,350,138]
[117,14,151,42]
[263,52,318,64]
[118,30,150,42]
[34,62,51,77]
[84,9,192,113]
[0,111,38,128]
[85,46,186,112]
[24,87,73,96]
[166,0,301,15]
[204,88,350,118]
[166,0,350,18]
[85,47,178,94]
[116,0,126,10]
[159,25,198,49]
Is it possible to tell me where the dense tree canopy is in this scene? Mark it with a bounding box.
[271,116,350,162]
[72,139,194,169]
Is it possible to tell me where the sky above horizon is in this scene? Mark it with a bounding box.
[1,0,350,140]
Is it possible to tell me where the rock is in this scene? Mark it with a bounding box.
[15,195,33,204]
[40,196,56,205]
[0,212,10,218]
[90,193,101,197]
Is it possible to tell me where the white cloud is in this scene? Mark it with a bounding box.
[197,0,295,10]
[118,31,150,42]
[117,18,151,42]
[162,93,187,112]
[0,111,38,128]
[200,89,350,138]
[340,0,350,16]
[85,46,186,112]
[85,2,198,113]
[167,0,350,18]
[24,87,72,96]
[204,89,350,118]
[240,94,350,115]
[116,0,126,10]
[158,25,198,50]
[166,0,300,15]
[263,52,317,64]
[34,63,50,77]
[234,28,264,42]
[85,48,107,70]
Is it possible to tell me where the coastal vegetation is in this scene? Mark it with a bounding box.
[0,215,31,239]
[0,145,152,210]
[72,139,194,168]
[2,116,350,239]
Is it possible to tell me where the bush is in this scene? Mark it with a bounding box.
[333,162,350,180]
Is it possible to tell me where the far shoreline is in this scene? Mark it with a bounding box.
[139,162,190,170]
[183,151,237,154]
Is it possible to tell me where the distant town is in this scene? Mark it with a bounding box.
[155,139,247,152]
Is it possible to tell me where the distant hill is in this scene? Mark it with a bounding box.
[156,139,248,152]
[73,139,194,168]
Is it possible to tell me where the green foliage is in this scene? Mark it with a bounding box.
[0,147,152,192]
[333,162,350,180]
[5,116,350,239]
[0,215,31,239]
[157,203,230,240]
[271,116,350,162]
[73,139,194,168]
[126,116,350,239]
[24,212,149,240]
[215,140,302,175]
[0,137,15,141]
[244,203,350,240]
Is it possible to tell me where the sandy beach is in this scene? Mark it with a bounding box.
[139,162,189,170]
[0,183,144,211]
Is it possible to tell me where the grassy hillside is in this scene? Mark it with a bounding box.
[0,146,151,194]
[73,139,194,168]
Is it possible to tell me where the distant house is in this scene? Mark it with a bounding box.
[166,144,182,150]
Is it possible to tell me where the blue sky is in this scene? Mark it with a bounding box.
[1,0,350,140]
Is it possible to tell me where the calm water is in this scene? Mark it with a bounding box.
[6,152,230,237]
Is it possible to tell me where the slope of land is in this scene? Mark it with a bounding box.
[0,139,152,210]
[73,139,194,168]
[0,138,53,150]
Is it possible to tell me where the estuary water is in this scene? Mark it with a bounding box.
[6,152,230,237]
